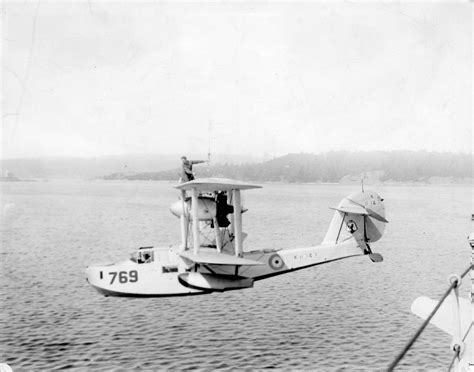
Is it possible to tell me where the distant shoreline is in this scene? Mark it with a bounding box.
[2,151,471,184]
[2,178,471,187]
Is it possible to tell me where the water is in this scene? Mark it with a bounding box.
[0,181,471,370]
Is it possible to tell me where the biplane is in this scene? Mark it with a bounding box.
[85,178,388,297]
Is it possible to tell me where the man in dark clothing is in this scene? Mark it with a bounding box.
[181,156,205,182]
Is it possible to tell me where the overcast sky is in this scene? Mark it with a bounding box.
[1,1,471,159]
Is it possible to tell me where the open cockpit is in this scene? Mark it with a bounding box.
[130,247,155,264]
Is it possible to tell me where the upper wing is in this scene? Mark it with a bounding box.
[176,178,262,192]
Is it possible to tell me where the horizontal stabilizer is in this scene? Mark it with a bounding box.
[411,296,472,337]
[179,249,264,266]
[331,198,389,223]
[330,205,368,215]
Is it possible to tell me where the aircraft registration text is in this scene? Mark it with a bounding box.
[108,270,138,284]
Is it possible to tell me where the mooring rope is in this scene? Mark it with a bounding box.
[387,264,473,371]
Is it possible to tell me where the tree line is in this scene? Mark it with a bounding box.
[103,151,472,183]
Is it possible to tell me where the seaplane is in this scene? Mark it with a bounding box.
[85,178,388,297]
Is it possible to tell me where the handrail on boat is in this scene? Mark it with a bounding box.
[387,264,473,371]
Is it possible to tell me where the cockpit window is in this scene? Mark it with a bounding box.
[130,250,154,264]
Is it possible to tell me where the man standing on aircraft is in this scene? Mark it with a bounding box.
[181,156,205,182]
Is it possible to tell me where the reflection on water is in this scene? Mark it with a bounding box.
[0,181,470,370]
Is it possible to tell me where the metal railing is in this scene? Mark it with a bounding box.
[387,264,473,371]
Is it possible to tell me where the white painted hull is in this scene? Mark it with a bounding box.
[86,253,204,297]
[86,241,364,297]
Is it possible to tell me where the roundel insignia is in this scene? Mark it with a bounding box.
[268,254,284,270]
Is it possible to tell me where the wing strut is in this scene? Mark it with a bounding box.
[213,217,222,253]
[191,187,200,254]
[233,189,243,257]
[180,189,187,251]
[227,192,235,237]
[335,212,346,244]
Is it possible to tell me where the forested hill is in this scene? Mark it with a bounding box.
[0,153,260,179]
[103,151,472,184]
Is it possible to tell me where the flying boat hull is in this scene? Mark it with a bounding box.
[86,240,372,297]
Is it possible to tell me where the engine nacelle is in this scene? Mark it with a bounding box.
[170,197,216,221]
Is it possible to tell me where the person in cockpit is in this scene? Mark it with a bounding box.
[143,252,152,263]
[181,156,205,182]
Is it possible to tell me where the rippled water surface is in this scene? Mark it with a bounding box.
[0,181,471,370]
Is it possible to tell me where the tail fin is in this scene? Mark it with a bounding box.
[323,190,387,246]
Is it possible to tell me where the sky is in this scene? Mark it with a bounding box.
[1,1,472,159]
